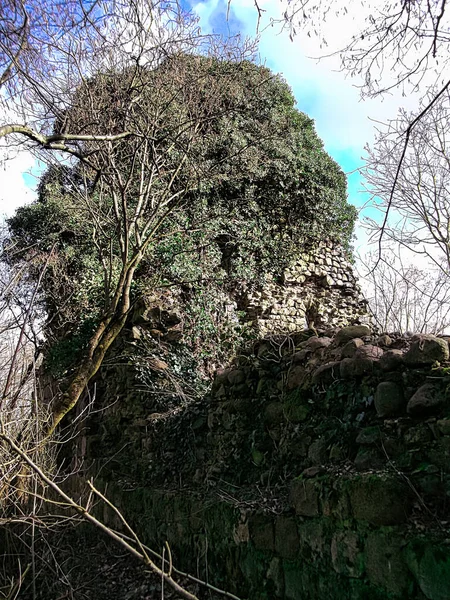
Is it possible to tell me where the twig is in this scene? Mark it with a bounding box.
[375,80,450,269]
[105,530,243,600]
[0,432,200,600]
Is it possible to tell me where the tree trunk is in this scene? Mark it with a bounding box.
[46,312,129,436]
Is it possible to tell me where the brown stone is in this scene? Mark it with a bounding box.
[407,383,445,417]
[331,531,364,577]
[377,334,392,347]
[290,479,320,517]
[302,466,324,478]
[267,558,284,597]
[312,361,340,384]
[307,336,332,350]
[365,533,410,596]
[291,349,309,364]
[341,338,364,358]
[379,349,404,371]
[339,357,374,379]
[308,438,328,466]
[356,426,381,445]
[233,522,249,544]
[437,419,450,435]
[355,344,384,360]
[348,475,411,525]
[248,515,274,551]
[214,367,233,383]
[286,365,308,390]
[335,325,372,345]
[227,369,246,385]
[404,424,432,445]
[275,517,299,559]
[264,402,285,424]
[375,381,405,417]
[354,447,384,471]
[404,334,449,365]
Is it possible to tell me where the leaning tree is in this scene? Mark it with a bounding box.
[7,52,356,434]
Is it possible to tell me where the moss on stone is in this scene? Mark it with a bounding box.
[347,475,411,526]
[405,541,450,600]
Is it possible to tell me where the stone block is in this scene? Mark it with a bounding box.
[406,542,450,600]
[355,344,384,360]
[307,336,332,350]
[267,557,285,598]
[233,521,249,544]
[341,338,364,358]
[331,531,364,578]
[214,367,233,384]
[375,381,405,417]
[275,517,299,560]
[377,334,392,347]
[404,423,433,445]
[354,447,383,471]
[248,514,274,551]
[348,475,411,525]
[404,335,449,365]
[437,419,450,435]
[335,325,372,345]
[365,532,410,596]
[379,349,404,371]
[407,383,445,417]
[356,426,381,445]
[264,402,285,425]
[308,438,328,466]
[312,362,340,384]
[290,479,320,517]
[283,563,304,600]
[287,365,308,390]
[339,357,374,379]
[297,520,329,560]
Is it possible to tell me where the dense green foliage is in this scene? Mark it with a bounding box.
[7,55,355,375]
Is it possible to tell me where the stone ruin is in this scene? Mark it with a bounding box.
[246,239,370,334]
[129,239,371,346]
[80,324,450,600]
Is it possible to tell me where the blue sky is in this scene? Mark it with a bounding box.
[189,0,425,249]
[191,1,370,194]
[0,0,421,252]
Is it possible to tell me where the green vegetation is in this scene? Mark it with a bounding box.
[7,56,355,381]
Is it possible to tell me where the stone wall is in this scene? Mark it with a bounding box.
[246,240,370,334]
[77,324,450,600]
[128,239,371,346]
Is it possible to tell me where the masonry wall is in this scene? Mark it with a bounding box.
[77,325,450,600]
[247,240,370,334]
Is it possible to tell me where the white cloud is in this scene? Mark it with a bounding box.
[0,147,37,219]
[217,0,424,150]
[191,0,435,258]
[0,1,440,261]
[0,100,40,220]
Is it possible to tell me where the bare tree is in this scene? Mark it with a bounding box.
[267,0,450,100]
[358,248,450,334]
[0,0,205,154]
[246,1,450,261]
[363,91,450,277]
